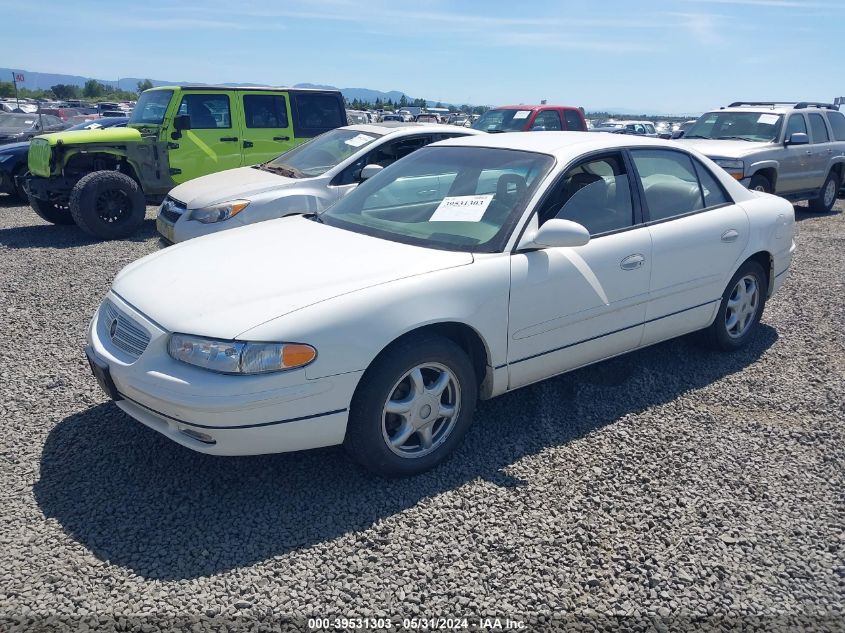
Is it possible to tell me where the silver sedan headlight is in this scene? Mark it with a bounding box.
[188,199,250,224]
[713,159,744,180]
[168,334,316,374]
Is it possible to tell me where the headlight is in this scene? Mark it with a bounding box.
[188,199,250,224]
[713,159,744,180]
[168,334,316,374]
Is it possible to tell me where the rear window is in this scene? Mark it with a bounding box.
[826,111,845,141]
[292,93,345,137]
[243,95,288,129]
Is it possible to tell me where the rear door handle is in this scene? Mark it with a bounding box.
[243,140,254,148]
[273,136,290,141]
[721,229,739,242]
[220,136,238,142]
[620,253,645,270]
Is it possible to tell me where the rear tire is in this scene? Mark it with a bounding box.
[344,334,477,477]
[703,260,767,351]
[69,171,146,240]
[808,171,840,213]
[28,195,74,225]
[748,173,772,194]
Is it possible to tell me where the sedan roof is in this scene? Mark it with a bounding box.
[344,122,481,137]
[432,130,675,156]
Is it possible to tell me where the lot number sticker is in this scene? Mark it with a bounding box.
[512,110,531,120]
[757,114,779,125]
[345,133,375,147]
[430,194,494,222]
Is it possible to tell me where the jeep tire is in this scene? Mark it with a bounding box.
[808,171,840,213]
[69,171,146,240]
[28,195,74,225]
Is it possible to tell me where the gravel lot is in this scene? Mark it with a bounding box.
[0,195,842,632]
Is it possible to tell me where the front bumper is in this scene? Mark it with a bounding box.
[86,292,361,456]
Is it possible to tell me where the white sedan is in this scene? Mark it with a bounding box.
[156,123,479,243]
[86,132,795,476]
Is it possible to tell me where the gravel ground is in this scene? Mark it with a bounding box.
[0,196,842,632]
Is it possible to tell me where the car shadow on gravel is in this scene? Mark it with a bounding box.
[34,325,778,580]
[0,217,158,248]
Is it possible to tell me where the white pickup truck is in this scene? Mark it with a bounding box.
[676,101,845,212]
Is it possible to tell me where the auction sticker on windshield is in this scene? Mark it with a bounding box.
[345,133,375,147]
[512,111,531,120]
[430,194,493,222]
[757,114,779,124]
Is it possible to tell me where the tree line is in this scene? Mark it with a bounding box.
[345,93,489,115]
[0,79,154,102]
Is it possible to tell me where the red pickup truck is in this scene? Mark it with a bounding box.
[472,105,587,133]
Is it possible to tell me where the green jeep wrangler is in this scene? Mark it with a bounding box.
[26,85,346,239]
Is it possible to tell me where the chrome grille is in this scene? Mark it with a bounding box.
[102,300,151,359]
[159,197,186,223]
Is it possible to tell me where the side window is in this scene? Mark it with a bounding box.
[538,152,634,236]
[243,95,288,128]
[292,94,344,136]
[784,114,807,139]
[808,113,830,143]
[333,136,432,185]
[827,111,845,141]
[692,159,731,208]
[631,149,704,221]
[530,111,562,131]
[177,94,231,129]
[645,124,656,135]
[563,110,585,131]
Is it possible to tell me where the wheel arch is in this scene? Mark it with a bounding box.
[363,321,495,400]
[741,250,774,297]
[749,165,778,191]
[64,149,142,185]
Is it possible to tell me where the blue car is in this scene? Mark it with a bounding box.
[0,117,128,200]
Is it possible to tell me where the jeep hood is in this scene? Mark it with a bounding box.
[676,138,773,158]
[168,166,297,209]
[111,215,473,339]
[36,127,142,147]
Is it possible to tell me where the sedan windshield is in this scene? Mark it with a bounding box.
[129,90,173,125]
[319,146,555,252]
[472,109,532,132]
[685,111,783,142]
[0,114,36,130]
[265,128,382,178]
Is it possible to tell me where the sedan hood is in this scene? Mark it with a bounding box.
[169,166,298,209]
[112,215,473,339]
[675,138,773,158]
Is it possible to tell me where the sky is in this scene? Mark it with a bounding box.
[2,0,843,114]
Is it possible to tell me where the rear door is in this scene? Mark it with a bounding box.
[806,112,833,189]
[168,91,244,184]
[237,91,295,165]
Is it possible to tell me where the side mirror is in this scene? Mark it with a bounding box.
[174,114,192,131]
[360,164,383,181]
[519,219,591,250]
[785,132,809,146]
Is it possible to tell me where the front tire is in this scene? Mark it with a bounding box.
[344,334,478,477]
[808,171,840,213]
[28,195,74,225]
[69,171,146,240]
[703,260,767,351]
[748,173,772,194]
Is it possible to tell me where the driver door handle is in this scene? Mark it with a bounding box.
[620,253,645,270]
[721,229,739,242]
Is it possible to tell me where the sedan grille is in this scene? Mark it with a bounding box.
[159,197,186,223]
[101,300,151,359]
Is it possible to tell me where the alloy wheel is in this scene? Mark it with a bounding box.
[725,274,760,339]
[381,362,461,459]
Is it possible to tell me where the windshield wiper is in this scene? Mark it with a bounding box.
[683,134,709,139]
[487,129,506,134]
[260,163,306,178]
[718,136,757,141]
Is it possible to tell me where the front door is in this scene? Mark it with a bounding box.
[629,148,749,346]
[507,152,651,390]
[168,92,244,184]
[779,113,814,193]
[237,91,296,165]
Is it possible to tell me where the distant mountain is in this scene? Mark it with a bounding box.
[1,68,427,105]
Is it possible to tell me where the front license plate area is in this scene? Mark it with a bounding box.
[85,347,121,401]
[156,216,176,243]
